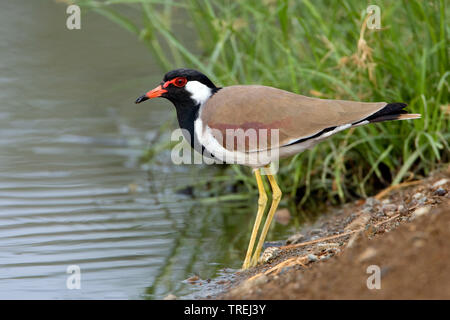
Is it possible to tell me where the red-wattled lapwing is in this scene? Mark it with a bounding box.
[135,68,420,269]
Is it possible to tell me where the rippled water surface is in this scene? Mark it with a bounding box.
[0,1,291,299]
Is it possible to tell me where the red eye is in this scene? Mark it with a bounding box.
[173,77,187,87]
[162,77,188,88]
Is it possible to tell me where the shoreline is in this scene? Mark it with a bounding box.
[207,165,450,299]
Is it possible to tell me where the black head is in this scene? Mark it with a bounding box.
[135,68,218,106]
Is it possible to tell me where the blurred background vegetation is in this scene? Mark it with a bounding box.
[75,0,449,218]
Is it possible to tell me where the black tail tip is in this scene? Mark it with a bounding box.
[374,102,409,117]
[385,102,408,112]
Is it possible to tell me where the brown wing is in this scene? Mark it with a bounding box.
[200,85,387,152]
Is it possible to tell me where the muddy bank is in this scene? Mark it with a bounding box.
[213,166,450,299]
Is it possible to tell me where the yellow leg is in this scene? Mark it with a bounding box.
[250,169,282,266]
[242,168,267,270]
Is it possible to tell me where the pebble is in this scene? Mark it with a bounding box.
[262,241,284,249]
[413,206,431,219]
[432,178,448,188]
[364,197,380,208]
[274,208,291,225]
[285,233,305,245]
[433,187,447,196]
[358,247,377,262]
[382,204,397,216]
[320,255,331,261]
[310,228,323,235]
[398,204,407,215]
[259,247,280,264]
[417,196,428,205]
[325,247,341,255]
[364,224,378,238]
[319,247,340,261]
[307,254,318,262]
[413,192,423,200]
[316,242,340,249]
[413,239,426,248]
[360,207,374,217]
[163,294,177,300]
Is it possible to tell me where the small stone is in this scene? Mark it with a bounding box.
[325,247,341,255]
[285,233,305,245]
[358,247,377,262]
[413,239,426,248]
[433,187,447,196]
[259,247,280,264]
[418,196,428,205]
[364,224,378,237]
[413,192,423,200]
[413,206,431,219]
[163,294,177,300]
[310,228,323,235]
[382,204,398,216]
[360,207,374,216]
[320,254,331,261]
[274,208,291,225]
[262,241,284,249]
[364,197,380,208]
[307,254,318,262]
[432,179,448,188]
[316,242,340,249]
[319,247,340,261]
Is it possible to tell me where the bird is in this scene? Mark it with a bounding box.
[135,68,421,269]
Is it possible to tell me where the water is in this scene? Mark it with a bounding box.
[0,0,290,299]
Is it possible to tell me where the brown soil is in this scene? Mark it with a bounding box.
[215,166,450,300]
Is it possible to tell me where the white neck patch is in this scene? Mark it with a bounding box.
[185,80,212,106]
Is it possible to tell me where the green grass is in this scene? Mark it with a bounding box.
[76,0,449,217]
